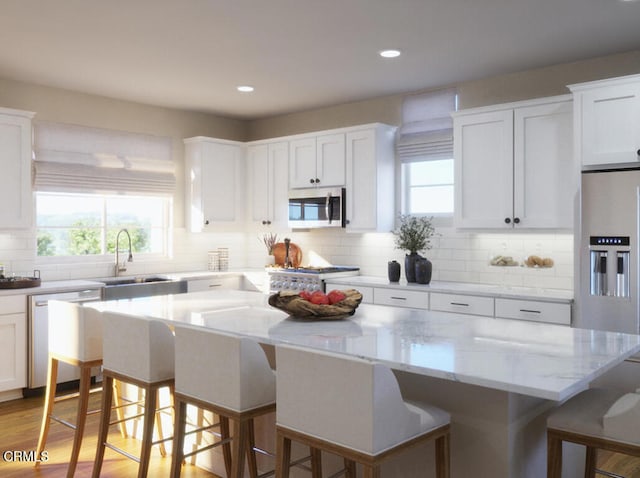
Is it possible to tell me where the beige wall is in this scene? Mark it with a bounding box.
[247,49,640,140]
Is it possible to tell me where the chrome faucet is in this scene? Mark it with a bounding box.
[115,228,133,276]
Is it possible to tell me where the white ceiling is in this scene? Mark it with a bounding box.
[1,0,639,120]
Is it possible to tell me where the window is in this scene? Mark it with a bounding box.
[398,88,457,216]
[36,192,171,257]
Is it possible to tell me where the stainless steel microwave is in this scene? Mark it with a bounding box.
[288,187,345,228]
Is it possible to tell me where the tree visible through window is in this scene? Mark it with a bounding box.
[36,192,169,257]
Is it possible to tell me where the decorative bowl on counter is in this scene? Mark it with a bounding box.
[268,289,363,320]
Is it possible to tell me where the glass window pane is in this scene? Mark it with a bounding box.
[410,185,454,214]
[410,159,454,186]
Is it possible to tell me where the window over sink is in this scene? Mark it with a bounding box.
[36,192,171,257]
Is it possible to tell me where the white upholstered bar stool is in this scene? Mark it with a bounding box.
[92,312,175,478]
[35,301,106,478]
[274,344,451,478]
[170,325,280,478]
[547,387,640,477]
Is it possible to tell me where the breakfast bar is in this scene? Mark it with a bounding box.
[85,290,640,478]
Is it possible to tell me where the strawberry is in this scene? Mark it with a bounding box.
[327,290,346,305]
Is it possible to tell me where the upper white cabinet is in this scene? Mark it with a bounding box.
[453,95,573,229]
[0,107,34,229]
[289,132,345,188]
[345,124,396,232]
[184,137,245,232]
[247,141,289,228]
[569,74,640,168]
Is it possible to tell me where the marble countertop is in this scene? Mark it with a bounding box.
[84,290,637,401]
[325,276,574,303]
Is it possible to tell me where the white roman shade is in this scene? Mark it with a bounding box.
[397,88,457,162]
[33,122,175,195]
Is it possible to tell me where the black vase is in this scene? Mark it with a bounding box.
[388,260,401,282]
[415,257,433,284]
[404,252,420,283]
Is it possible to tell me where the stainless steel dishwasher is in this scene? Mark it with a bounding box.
[28,288,103,390]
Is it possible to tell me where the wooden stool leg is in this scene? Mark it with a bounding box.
[344,458,356,478]
[435,433,451,478]
[246,418,258,478]
[190,407,205,465]
[112,379,128,438]
[275,430,291,478]
[138,385,158,478]
[92,375,114,478]
[220,415,233,477]
[547,431,563,478]
[584,446,597,478]
[155,388,167,457]
[66,364,92,478]
[310,447,322,478]
[170,398,187,478]
[35,356,58,467]
[363,464,381,478]
[231,419,249,478]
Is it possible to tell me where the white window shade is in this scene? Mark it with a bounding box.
[397,88,457,162]
[33,122,175,195]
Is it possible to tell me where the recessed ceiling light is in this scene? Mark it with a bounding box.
[379,49,401,58]
[237,85,254,92]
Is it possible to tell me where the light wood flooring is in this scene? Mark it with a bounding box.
[0,390,220,478]
[1,389,640,477]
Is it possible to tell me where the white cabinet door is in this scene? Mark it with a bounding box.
[514,100,574,228]
[0,295,26,392]
[0,108,34,229]
[248,141,289,228]
[345,125,395,232]
[578,80,640,167]
[454,110,514,228]
[316,133,345,187]
[185,137,245,232]
[289,137,317,188]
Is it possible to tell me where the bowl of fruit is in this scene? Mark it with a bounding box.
[268,289,363,320]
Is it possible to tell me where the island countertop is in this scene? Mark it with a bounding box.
[84,290,640,402]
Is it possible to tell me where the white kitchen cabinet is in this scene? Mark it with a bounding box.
[453,96,573,229]
[495,298,571,326]
[247,141,289,228]
[187,275,243,292]
[289,133,345,188]
[345,124,396,232]
[0,295,27,394]
[430,292,494,317]
[569,74,640,168]
[0,107,34,229]
[184,137,245,232]
[373,287,429,309]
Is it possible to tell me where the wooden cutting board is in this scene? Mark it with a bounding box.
[272,242,302,268]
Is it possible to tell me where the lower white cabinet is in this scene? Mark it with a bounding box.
[495,298,571,326]
[373,288,429,309]
[0,295,27,393]
[187,276,243,293]
[430,292,494,317]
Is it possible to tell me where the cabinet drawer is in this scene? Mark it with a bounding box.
[0,295,26,315]
[430,292,494,317]
[187,276,242,293]
[374,288,428,309]
[495,298,571,325]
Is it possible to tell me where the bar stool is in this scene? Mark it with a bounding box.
[170,325,280,478]
[274,344,451,478]
[92,312,175,478]
[35,301,105,478]
[547,387,640,477]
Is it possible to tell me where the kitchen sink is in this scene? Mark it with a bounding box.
[100,276,188,300]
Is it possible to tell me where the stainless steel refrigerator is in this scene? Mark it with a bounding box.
[577,168,640,334]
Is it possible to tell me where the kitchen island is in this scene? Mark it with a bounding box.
[85,290,640,478]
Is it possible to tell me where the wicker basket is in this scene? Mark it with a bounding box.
[268,289,363,319]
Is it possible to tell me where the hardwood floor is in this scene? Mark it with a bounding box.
[1,390,640,477]
[0,390,220,478]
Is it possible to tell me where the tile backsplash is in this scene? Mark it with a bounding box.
[2,227,573,291]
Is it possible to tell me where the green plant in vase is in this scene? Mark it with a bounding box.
[392,215,436,283]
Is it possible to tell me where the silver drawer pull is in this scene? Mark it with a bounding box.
[520,309,541,314]
[208,283,222,288]
[450,302,469,307]
[390,296,407,300]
